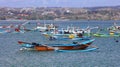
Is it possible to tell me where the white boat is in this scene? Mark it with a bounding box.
[43,25,98,39]
[108,22,120,34]
[34,23,57,32]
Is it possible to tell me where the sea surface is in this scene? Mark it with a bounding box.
[0,20,120,67]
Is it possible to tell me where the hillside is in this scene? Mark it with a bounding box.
[0,6,120,20]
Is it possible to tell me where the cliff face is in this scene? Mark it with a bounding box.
[0,6,120,20]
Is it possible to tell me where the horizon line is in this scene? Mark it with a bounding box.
[0,5,120,8]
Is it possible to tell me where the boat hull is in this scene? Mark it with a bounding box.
[34,42,92,51]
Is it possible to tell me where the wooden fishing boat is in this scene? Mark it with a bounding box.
[94,22,120,37]
[107,22,120,34]
[43,31,91,41]
[48,35,91,41]
[42,26,98,40]
[18,39,95,51]
[93,33,120,37]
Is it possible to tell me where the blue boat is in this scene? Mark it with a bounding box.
[18,39,97,51]
[56,48,98,52]
[48,35,91,41]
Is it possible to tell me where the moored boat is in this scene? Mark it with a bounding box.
[18,39,95,51]
[47,35,91,41]
[34,23,57,32]
[107,22,120,34]
[93,33,120,37]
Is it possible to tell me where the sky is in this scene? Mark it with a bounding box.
[0,0,120,8]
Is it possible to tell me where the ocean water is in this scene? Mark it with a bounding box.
[0,20,120,67]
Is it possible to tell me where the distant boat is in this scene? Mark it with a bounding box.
[34,23,57,32]
[0,24,13,34]
[45,35,91,41]
[0,30,11,34]
[93,33,120,37]
[108,22,120,34]
[42,26,98,40]
[13,21,34,33]
[93,22,120,37]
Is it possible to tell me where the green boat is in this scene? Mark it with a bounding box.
[93,33,120,37]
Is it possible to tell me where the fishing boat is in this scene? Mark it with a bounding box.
[13,21,35,33]
[42,26,98,41]
[93,33,120,37]
[92,23,120,37]
[34,23,57,32]
[0,29,11,34]
[18,39,96,51]
[0,24,13,34]
[107,22,120,34]
[47,35,91,41]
